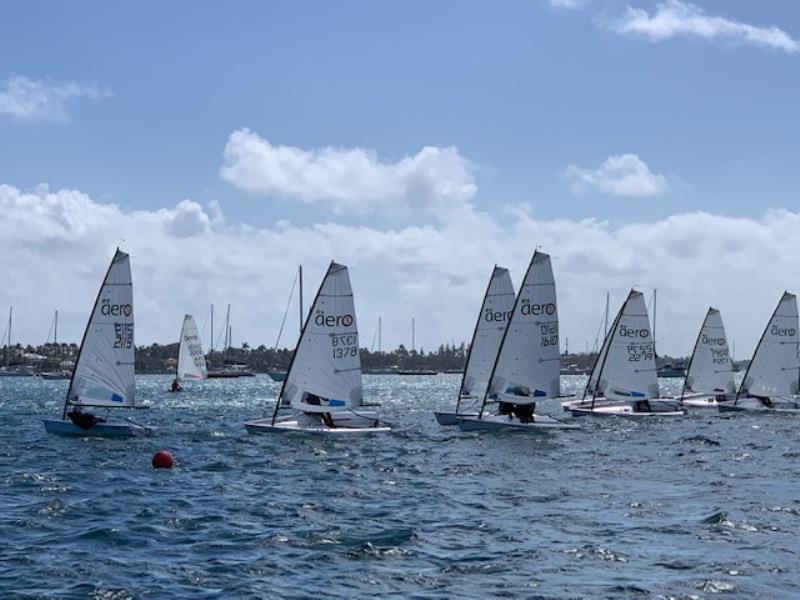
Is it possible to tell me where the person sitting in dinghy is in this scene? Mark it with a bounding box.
[170,378,183,393]
[303,392,336,428]
[66,406,106,430]
[512,403,535,423]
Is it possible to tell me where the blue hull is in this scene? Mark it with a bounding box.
[43,419,151,438]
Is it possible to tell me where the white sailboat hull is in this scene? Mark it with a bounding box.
[681,393,728,408]
[458,413,579,432]
[245,411,390,435]
[570,400,686,418]
[43,419,151,438]
[563,396,681,412]
[718,396,800,413]
[433,411,478,426]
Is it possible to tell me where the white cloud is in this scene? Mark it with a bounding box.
[549,0,586,10]
[564,154,668,197]
[607,0,799,54]
[0,75,111,122]
[1,181,800,361]
[220,128,476,217]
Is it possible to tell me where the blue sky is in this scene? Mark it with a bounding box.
[1,1,799,355]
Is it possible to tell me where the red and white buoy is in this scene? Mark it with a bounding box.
[151,450,174,469]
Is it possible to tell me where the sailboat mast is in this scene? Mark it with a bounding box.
[653,289,657,354]
[412,318,415,352]
[210,304,214,352]
[225,304,231,352]
[378,317,382,352]
[6,306,11,368]
[54,310,58,345]
[604,292,610,336]
[298,265,304,332]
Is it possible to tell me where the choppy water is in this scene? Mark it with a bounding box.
[1,374,799,599]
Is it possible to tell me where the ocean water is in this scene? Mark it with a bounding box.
[1,374,799,599]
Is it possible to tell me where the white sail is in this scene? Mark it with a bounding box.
[596,291,659,401]
[583,306,621,399]
[67,249,136,408]
[281,262,362,413]
[177,314,207,381]
[739,292,800,399]
[461,266,516,397]
[487,251,560,403]
[684,308,735,395]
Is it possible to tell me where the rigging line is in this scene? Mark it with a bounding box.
[274,268,300,350]
[198,307,210,342]
[369,320,379,352]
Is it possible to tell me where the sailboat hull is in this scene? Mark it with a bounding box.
[681,393,726,408]
[433,411,478,426]
[43,419,151,438]
[570,402,686,418]
[718,397,800,413]
[458,413,579,432]
[246,411,389,435]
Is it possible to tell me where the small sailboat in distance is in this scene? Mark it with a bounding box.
[719,291,800,413]
[171,314,207,392]
[458,251,578,432]
[434,265,515,426]
[569,290,685,417]
[245,261,391,434]
[44,248,151,437]
[680,308,736,408]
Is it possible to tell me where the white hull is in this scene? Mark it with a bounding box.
[458,413,579,432]
[570,401,686,418]
[44,418,151,438]
[245,411,390,435]
[434,411,478,426]
[681,393,727,408]
[718,396,800,414]
[562,396,681,412]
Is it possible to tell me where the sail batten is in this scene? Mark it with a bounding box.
[177,314,207,381]
[66,249,136,410]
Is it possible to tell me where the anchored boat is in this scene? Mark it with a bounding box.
[43,249,151,437]
[434,265,515,426]
[719,292,800,413]
[680,307,736,408]
[245,261,391,434]
[568,290,685,418]
[458,251,577,432]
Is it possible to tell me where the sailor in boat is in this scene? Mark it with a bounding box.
[170,378,183,393]
[303,392,336,428]
[66,405,106,430]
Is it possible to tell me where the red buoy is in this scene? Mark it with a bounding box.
[152,450,174,469]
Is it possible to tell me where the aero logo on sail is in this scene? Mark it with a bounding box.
[701,335,726,346]
[484,309,512,322]
[619,326,649,338]
[771,325,797,337]
[315,312,354,327]
[519,301,556,316]
[101,298,132,317]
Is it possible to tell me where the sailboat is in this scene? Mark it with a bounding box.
[245,261,391,434]
[40,310,71,380]
[170,314,207,391]
[719,292,800,413]
[268,265,304,382]
[206,304,254,377]
[434,266,515,425]
[43,249,151,437]
[569,290,685,417]
[0,307,34,377]
[680,308,736,408]
[458,251,577,432]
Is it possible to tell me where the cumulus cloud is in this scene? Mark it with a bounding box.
[0,75,111,122]
[220,128,476,217]
[1,182,799,360]
[606,0,799,54]
[564,154,668,197]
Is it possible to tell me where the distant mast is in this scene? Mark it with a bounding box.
[5,306,11,369]
[412,318,416,352]
[298,265,304,332]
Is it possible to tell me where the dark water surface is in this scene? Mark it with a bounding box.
[1,374,799,599]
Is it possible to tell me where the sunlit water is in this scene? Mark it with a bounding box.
[1,374,799,599]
